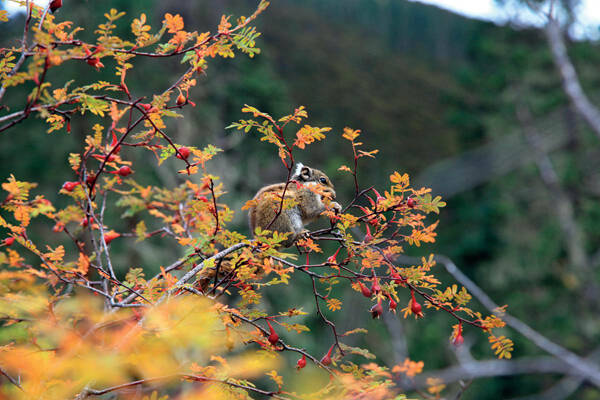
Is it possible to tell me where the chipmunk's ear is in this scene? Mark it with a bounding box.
[293,162,310,181]
[299,166,312,181]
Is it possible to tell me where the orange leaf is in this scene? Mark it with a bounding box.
[77,252,90,275]
[164,13,184,33]
[14,205,31,227]
[218,15,232,34]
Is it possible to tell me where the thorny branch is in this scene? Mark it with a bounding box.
[75,373,290,399]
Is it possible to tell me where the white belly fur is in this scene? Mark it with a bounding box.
[287,209,303,233]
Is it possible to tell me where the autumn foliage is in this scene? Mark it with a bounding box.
[0,1,512,399]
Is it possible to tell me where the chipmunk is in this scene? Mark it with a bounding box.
[198,163,341,292]
[248,163,342,247]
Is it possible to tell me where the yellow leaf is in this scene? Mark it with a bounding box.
[45,245,65,263]
[342,127,360,141]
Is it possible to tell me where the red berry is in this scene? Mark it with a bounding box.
[176,94,186,106]
[86,57,104,70]
[104,230,121,244]
[176,146,191,160]
[453,333,464,346]
[391,270,405,286]
[410,297,422,316]
[371,279,381,294]
[358,281,372,298]
[266,321,279,345]
[62,181,79,192]
[118,166,132,177]
[407,197,416,208]
[453,323,464,346]
[327,247,341,265]
[49,0,62,13]
[370,301,383,319]
[140,103,152,112]
[3,237,15,246]
[320,344,335,366]
[296,354,307,369]
[388,297,397,312]
[364,225,373,243]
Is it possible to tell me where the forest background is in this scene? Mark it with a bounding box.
[2,0,600,399]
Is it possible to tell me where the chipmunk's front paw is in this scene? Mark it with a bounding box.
[331,201,342,214]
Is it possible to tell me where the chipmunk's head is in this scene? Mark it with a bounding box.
[292,162,336,191]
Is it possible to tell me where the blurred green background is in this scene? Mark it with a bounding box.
[2,0,600,398]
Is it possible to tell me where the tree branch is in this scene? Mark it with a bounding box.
[401,356,571,391]
[516,104,599,305]
[427,254,600,388]
[545,18,600,139]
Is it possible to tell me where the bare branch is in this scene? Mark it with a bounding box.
[429,254,600,387]
[401,356,572,391]
[0,366,23,391]
[545,18,600,139]
[159,243,248,303]
[516,104,599,304]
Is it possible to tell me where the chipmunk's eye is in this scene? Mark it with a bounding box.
[320,177,327,184]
